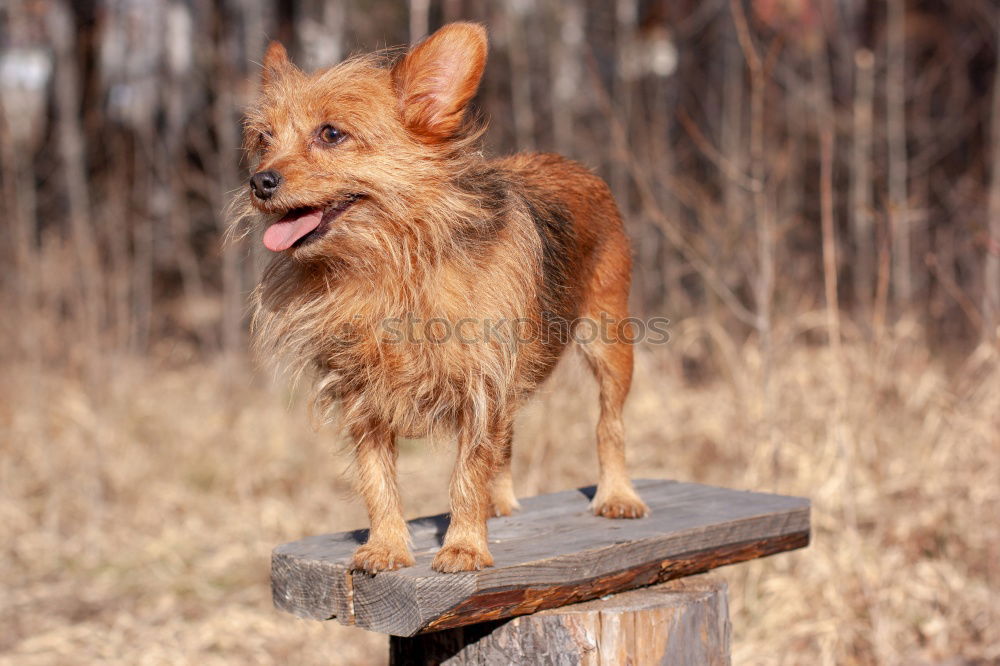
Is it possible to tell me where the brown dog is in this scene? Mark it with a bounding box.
[234,22,647,573]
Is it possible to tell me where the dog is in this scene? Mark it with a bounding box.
[234,22,647,573]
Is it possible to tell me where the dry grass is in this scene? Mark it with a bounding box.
[2,324,998,665]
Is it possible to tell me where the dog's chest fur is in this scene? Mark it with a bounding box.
[254,218,545,438]
[323,302,505,437]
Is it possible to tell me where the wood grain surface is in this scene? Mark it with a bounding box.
[271,479,810,637]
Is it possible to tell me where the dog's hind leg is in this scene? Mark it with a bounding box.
[577,242,648,519]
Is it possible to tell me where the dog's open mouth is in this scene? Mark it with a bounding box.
[262,195,362,252]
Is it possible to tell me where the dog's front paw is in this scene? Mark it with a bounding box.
[592,489,649,519]
[431,542,494,573]
[351,542,415,573]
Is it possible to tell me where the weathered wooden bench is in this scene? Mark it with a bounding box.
[272,479,810,663]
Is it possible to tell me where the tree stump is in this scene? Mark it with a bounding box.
[389,575,731,665]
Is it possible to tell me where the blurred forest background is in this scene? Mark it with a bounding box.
[1,1,998,665]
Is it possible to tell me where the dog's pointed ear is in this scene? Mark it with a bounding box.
[261,41,292,87]
[392,22,487,142]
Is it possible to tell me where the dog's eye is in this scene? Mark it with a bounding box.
[255,129,272,152]
[318,124,346,145]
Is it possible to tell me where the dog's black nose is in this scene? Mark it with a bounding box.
[250,170,281,200]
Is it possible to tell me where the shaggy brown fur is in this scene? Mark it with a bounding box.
[232,23,648,573]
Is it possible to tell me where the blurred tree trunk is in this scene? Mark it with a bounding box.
[813,44,841,355]
[0,34,46,362]
[612,0,638,218]
[164,0,208,341]
[730,0,773,377]
[409,0,429,42]
[985,19,1000,343]
[132,139,154,354]
[298,0,344,70]
[721,19,746,244]
[505,0,536,152]
[443,0,463,22]
[713,13,746,326]
[645,43,678,314]
[213,12,244,358]
[0,122,39,359]
[105,135,133,354]
[48,1,102,364]
[550,0,583,156]
[886,0,911,307]
[851,49,875,316]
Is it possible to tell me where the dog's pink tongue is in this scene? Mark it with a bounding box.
[263,209,323,252]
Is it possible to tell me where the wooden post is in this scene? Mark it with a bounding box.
[389,575,731,665]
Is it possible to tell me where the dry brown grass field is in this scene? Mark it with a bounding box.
[2,323,998,665]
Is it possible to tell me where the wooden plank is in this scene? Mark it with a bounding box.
[271,479,809,637]
[389,575,732,665]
